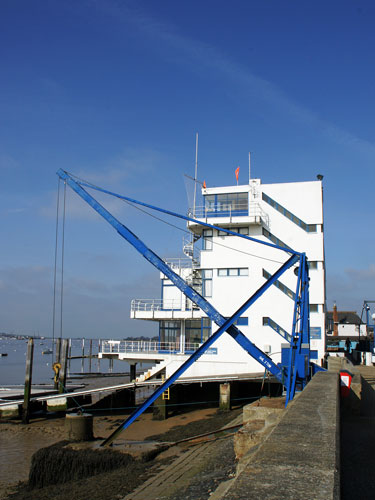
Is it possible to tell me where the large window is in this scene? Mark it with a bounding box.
[185,318,212,350]
[204,192,248,217]
[159,321,180,345]
[185,319,202,345]
[202,269,213,297]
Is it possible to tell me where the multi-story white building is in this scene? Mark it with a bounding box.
[100,177,326,381]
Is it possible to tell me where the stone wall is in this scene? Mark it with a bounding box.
[223,371,340,500]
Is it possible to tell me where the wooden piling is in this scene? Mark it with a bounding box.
[219,383,231,411]
[130,363,137,382]
[68,338,72,373]
[59,339,69,394]
[81,338,85,373]
[97,339,101,372]
[55,337,61,363]
[22,338,34,424]
[89,339,92,373]
[54,338,62,390]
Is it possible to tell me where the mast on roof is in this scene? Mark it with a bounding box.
[193,132,198,218]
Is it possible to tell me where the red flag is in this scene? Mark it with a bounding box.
[235,166,240,183]
[203,180,207,189]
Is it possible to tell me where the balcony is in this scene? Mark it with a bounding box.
[188,201,269,228]
[130,299,202,320]
[100,340,218,358]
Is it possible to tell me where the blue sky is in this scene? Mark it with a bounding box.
[1,0,374,338]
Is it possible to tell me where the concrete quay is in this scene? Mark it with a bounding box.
[124,361,375,500]
[223,371,339,500]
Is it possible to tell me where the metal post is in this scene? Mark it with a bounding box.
[22,338,34,424]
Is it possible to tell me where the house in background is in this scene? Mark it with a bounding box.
[326,303,367,338]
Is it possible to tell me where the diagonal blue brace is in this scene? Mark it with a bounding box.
[67,171,301,256]
[57,169,300,444]
[100,259,297,446]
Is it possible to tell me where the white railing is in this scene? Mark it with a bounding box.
[188,202,269,226]
[163,258,193,269]
[188,203,249,218]
[131,299,188,312]
[101,340,201,354]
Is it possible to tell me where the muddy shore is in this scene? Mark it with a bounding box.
[0,405,243,500]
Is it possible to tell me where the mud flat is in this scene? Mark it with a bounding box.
[0,404,243,500]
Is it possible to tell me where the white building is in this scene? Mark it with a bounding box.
[100,177,326,381]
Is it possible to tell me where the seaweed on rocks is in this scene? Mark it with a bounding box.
[28,441,134,488]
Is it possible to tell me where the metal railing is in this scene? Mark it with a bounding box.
[101,340,202,354]
[131,299,188,312]
[188,202,269,226]
[163,258,194,269]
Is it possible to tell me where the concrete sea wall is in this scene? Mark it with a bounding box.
[224,371,340,500]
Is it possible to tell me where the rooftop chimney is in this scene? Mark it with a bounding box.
[333,302,338,336]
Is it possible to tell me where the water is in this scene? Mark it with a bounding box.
[0,338,130,386]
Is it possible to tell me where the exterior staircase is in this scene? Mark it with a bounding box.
[136,359,170,382]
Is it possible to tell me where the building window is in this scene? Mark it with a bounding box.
[202,269,213,297]
[225,317,249,326]
[217,268,248,277]
[202,318,211,341]
[185,318,212,346]
[262,228,291,250]
[204,192,248,217]
[308,261,318,270]
[263,269,295,300]
[185,319,202,345]
[262,192,319,234]
[202,229,213,250]
[159,321,181,345]
[310,304,319,313]
[218,227,249,236]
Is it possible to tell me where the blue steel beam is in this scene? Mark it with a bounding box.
[57,170,300,444]
[57,169,297,378]
[100,263,297,447]
[61,170,301,256]
[285,255,303,405]
[285,254,312,404]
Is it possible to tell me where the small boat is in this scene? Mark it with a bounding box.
[0,353,8,357]
[42,349,53,355]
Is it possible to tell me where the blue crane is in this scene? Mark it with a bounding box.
[56,169,323,446]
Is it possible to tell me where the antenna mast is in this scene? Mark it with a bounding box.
[193,132,198,217]
[248,152,251,183]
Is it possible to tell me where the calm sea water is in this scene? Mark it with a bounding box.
[0,338,130,386]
